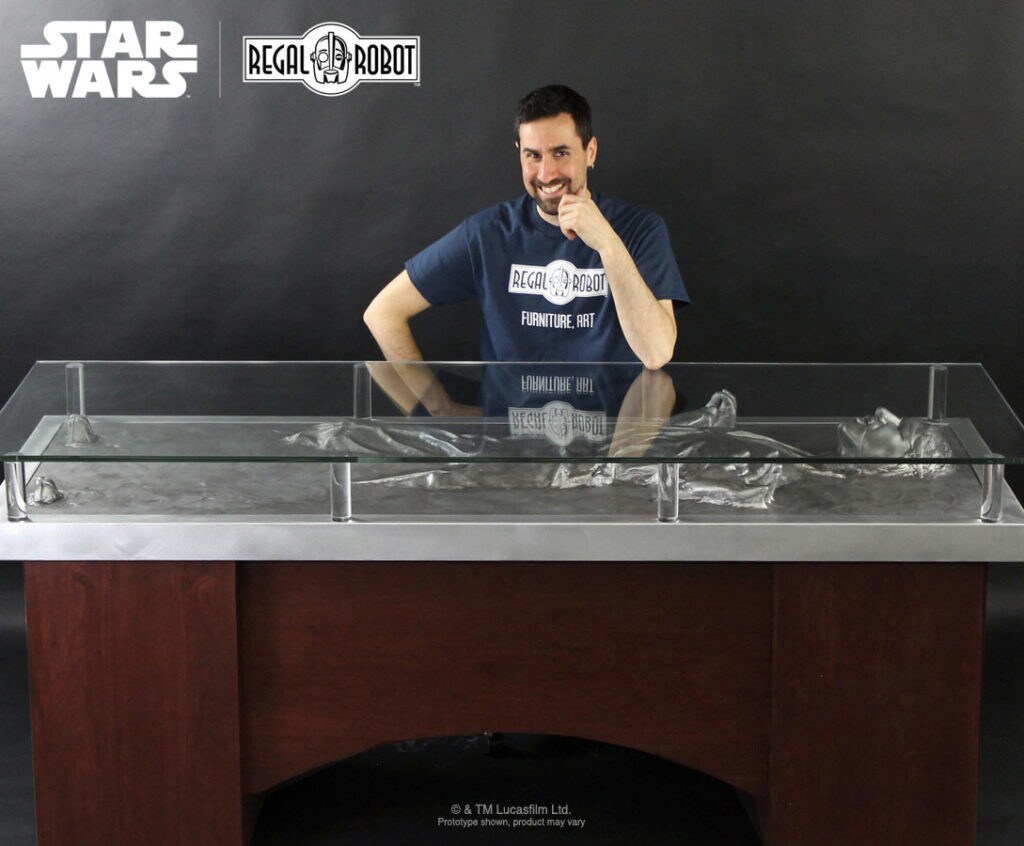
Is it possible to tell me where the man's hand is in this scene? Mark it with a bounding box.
[557,186,617,251]
[554,189,678,369]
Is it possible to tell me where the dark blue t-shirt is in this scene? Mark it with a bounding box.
[405,194,689,362]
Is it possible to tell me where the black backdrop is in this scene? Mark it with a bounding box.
[3,3,1024,840]
[2,0,1021,413]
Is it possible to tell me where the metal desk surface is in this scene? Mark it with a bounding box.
[3,475,1024,562]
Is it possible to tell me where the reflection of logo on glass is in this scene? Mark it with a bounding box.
[508,401,607,447]
[546,403,572,445]
[314,31,350,83]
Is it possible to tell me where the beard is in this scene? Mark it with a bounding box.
[529,179,573,217]
[534,194,560,216]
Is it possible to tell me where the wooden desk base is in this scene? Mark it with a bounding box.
[24,560,985,846]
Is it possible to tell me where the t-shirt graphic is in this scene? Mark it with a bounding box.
[406,193,688,363]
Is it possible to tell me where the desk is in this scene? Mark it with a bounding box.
[3,361,1023,845]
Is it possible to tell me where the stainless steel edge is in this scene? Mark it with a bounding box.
[3,481,1024,563]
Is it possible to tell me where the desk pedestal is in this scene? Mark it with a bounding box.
[24,560,985,846]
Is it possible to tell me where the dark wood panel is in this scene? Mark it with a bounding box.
[23,557,987,845]
[238,561,774,795]
[765,562,986,846]
[24,562,247,846]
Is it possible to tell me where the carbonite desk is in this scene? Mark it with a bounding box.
[3,361,1024,846]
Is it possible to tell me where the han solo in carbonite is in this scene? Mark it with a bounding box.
[285,390,954,509]
[837,407,953,478]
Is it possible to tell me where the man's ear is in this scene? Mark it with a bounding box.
[587,136,598,167]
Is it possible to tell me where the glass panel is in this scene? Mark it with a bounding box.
[1,361,1023,466]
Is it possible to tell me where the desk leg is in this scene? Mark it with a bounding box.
[24,562,252,846]
[764,562,985,846]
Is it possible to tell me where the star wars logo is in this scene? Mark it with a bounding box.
[243,22,419,97]
[21,21,197,98]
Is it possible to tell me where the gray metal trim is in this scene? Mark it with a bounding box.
[4,480,1023,563]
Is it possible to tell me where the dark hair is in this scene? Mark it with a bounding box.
[515,85,593,147]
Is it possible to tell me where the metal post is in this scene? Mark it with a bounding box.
[353,363,372,419]
[657,462,679,523]
[66,362,86,417]
[330,462,353,522]
[4,461,28,522]
[981,455,1004,523]
[928,364,947,422]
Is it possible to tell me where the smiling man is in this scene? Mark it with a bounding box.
[364,84,689,371]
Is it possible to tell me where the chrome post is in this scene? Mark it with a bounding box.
[66,362,86,417]
[981,455,1004,523]
[928,364,947,422]
[4,461,28,522]
[353,363,372,419]
[657,462,680,523]
[330,462,353,522]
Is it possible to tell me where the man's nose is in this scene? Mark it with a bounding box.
[537,156,561,183]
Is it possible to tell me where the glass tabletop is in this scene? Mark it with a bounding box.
[1,361,1022,467]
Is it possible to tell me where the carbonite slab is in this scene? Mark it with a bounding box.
[17,459,988,521]
[11,412,994,521]
[7,410,1023,565]
[3,477,1024,562]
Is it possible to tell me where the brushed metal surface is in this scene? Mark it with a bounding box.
[3,479,1023,562]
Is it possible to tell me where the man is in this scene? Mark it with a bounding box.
[363,84,689,373]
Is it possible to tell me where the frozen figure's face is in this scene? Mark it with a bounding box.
[837,407,953,478]
[839,408,910,458]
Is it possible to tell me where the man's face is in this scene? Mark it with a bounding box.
[517,113,597,220]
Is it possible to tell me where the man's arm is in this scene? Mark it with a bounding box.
[557,189,677,370]
[608,368,676,458]
[363,269,432,361]
[363,271,480,416]
[599,249,677,370]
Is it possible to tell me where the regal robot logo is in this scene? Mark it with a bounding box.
[243,22,419,97]
[313,30,350,84]
[547,266,571,302]
[508,260,608,306]
[509,401,607,448]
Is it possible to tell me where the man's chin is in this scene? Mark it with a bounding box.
[530,194,561,217]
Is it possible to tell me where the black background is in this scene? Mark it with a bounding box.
[2,4,1024,842]
[1,1,1021,409]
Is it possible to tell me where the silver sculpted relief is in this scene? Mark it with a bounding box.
[284,391,954,509]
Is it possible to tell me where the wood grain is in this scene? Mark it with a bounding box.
[238,561,774,795]
[765,562,986,846]
[22,558,987,845]
[25,562,248,846]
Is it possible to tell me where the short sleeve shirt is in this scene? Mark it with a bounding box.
[405,194,689,362]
